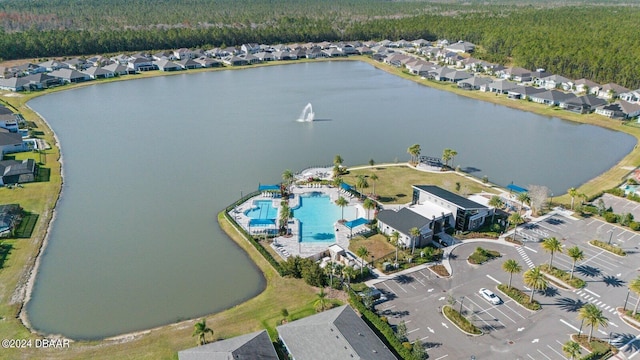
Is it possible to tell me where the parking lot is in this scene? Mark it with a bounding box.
[369,210,640,359]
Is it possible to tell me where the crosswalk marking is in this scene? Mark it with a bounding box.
[516,246,535,269]
[575,290,617,314]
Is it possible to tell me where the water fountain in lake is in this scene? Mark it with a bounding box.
[297,103,315,122]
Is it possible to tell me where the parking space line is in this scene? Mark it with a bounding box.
[418,270,431,279]
[466,296,510,326]
[560,319,580,332]
[500,301,527,320]
[527,354,535,359]
[383,282,398,295]
[407,328,420,334]
[524,246,538,253]
[546,344,568,359]
[537,349,553,360]
[434,355,449,360]
[418,336,429,341]
[413,276,426,287]
[486,274,502,284]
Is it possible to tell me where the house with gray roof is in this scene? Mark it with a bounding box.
[620,89,640,104]
[82,66,115,79]
[560,94,607,114]
[0,204,22,237]
[595,100,640,120]
[502,67,532,82]
[573,78,601,95]
[445,40,475,53]
[277,305,397,360]
[102,63,133,75]
[177,329,278,360]
[193,57,222,68]
[0,77,29,92]
[0,130,27,157]
[412,185,490,231]
[482,79,518,94]
[0,159,36,185]
[177,58,202,69]
[457,76,492,90]
[48,68,91,83]
[0,114,20,132]
[377,207,435,249]
[538,74,573,90]
[529,89,575,106]
[154,59,182,72]
[598,83,630,100]
[507,85,545,100]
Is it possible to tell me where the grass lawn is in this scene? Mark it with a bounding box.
[348,234,396,260]
[343,165,497,204]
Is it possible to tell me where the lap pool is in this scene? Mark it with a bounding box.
[293,192,356,242]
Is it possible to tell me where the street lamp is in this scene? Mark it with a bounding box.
[578,318,584,336]
[624,289,631,311]
[459,296,465,314]
[608,229,614,245]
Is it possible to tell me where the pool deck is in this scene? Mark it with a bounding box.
[230,184,370,260]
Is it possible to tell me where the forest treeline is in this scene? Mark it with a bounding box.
[0,0,639,88]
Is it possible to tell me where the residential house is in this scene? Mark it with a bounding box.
[502,67,532,82]
[445,40,476,53]
[595,100,640,120]
[598,83,630,100]
[61,58,88,71]
[277,305,397,360]
[573,78,601,95]
[441,69,472,83]
[412,38,430,47]
[22,73,61,89]
[335,43,358,55]
[538,74,573,90]
[482,79,518,94]
[111,54,132,65]
[457,76,492,90]
[378,207,438,249]
[48,69,91,83]
[383,53,410,67]
[86,55,108,67]
[173,48,194,60]
[11,63,46,76]
[406,61,435,77]
[321,48,344,57]
[223,56,249,66]
[0,159,36,185]
[0,77,29,92]
[0,204,22,237]
[389,39,411,48]
[178,330,278,360]
[240,43,261,54]
[82,66,115,79]
[306,47,326,59]
[0,105,13,116]
[620,89,640,104]
[0,129,27,156]
[0,114,20,132]
[559,94,607,114]
[529,90,575,106]
[177,58,202,69]
[506,85,545,100]
[152,51,177,61]
[127,56,156,72]
[193,57,222,68]
[102,63,134,76]
[412,185,490,231]
[240,53,261,65]
[376,39,392,47]
[154,59,182,72]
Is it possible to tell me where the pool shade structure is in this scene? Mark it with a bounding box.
[507,184,528,193]
[344,217,369,238]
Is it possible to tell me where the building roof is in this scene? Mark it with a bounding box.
[0,159,35,177]
[601,83,630,94]
[413,185,487,210]
[530,89,575,103]
[488,79,517,91]
[0,130,23,146]
[377,207,431,236]
[458,76,492,87]
[564,94,607,107]
[178,330,278,360]
[277,305,397,360]
[509,85,545,97]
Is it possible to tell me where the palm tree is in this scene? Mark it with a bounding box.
[314,288,329,312]
[508,212,524,242]
[282,169,294,190]
[629,276,640,315]
[279,203,290,234]
[578,303,608,342]
[442,148,452,167]
[333,154,343,167]
[488,195,504,223]
[332,176,342,188]
[407,144,421,164]
[390,231,400,266]
[369,158,375,167]
[192,318,214,345]
[333,263,344,285]
[409,227,421,255]
[342,266,356,287]
[568,187,578,210]
[523,267,547,303]
[325,262,334,288]
[335,196,348,221]
[369,173,379,196]
[567,246,585,280]
[502,259,522,288]
[356,246,370,277]
[363,198,375,220]
[356,175,368,196]
[449,149,458,167]
[562,340,581,360]
[541,237,562,268]
[517,192,531,212]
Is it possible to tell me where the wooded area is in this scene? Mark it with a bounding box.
[0,0,638,88]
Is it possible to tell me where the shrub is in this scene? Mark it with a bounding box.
[589,239,626,256]
[468,247,501,264]
[629,192,640,203]
[628,178,638,185]
[442,305,482,335]
[605,187,625,197]
[482,175,489,183]
[497,284,541,310]
[630,221,640,231]
[604,212,617,223]
[539,264,586,288]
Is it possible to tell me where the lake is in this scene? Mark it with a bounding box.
[26,60,636,339]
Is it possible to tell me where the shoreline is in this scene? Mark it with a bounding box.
[2,55,640,348]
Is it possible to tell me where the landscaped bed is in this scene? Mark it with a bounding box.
[497,284,541,311]
[429,264,450,277]
[442,305,482,335]
[589,239,626,256]
[570,334,618,358]
[539,264,586,289]
[467,247,501,265]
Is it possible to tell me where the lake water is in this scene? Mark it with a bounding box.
[26,61,636,339]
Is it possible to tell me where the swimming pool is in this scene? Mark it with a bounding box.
[245,200,278,220]
[292,193,356,242]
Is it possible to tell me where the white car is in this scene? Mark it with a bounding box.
[479,288,501,305]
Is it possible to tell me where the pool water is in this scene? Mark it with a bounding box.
[245,200,278,220]
[293,193,356,242]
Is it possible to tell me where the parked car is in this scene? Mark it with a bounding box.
[479,288,501,305]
